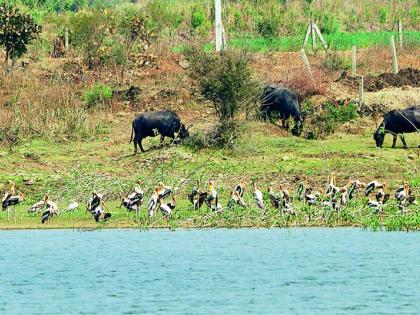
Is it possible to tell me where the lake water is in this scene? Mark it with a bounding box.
[0,228,419,314]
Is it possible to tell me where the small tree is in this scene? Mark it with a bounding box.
[187,47,258,121]
[69,9,114,69]
[186,47,259,147]
[0,3,41,68]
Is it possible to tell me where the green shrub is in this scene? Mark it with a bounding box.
[84,84,113,108]
[322,52,351,72]
[256,17,279,39]
[378,7,388,26]
[303,100,359,139]
[320,12,341,34]
[191,6,206,31]
[69,9,114,68]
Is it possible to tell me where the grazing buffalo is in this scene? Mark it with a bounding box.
[373,106,420,148]
[130,110,190,154]
[260,85,303,136]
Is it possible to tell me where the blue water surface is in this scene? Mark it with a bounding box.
[0,228,418,314]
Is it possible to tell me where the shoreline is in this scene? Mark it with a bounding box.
[0,222,416,232]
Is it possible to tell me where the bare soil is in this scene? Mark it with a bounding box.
[338,68,420,92]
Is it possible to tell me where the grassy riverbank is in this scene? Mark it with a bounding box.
[0,199,419,231]
[1,127,419,231]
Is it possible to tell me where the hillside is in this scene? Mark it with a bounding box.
[0,1,419,230]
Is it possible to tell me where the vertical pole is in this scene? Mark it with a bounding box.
[398,19,403,50]
[390,35,399,74]
[352,45,357,76]
[65,27,69,51]
[300,49,316,88]
[222,25,228,50]
[215,0,223,52]
[311,20,316,51]
[359,77,364,106]
[303,22,311,48]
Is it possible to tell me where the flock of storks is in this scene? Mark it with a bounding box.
[1,172,417,224]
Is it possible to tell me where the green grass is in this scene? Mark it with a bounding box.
[174,31,420,53]
[0,122,418,230]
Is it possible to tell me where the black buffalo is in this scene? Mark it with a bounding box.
[260,85,303,136]
[130,110,190,154]
[373,106,420,148]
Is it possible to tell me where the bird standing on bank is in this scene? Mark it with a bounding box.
[41,195,59,224]
[148,187,161,218]
[87,192,111,222]
[253,183,265,213]
[2,182,24,222]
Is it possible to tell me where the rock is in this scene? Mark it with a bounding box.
[23,179,34,186]
[178,60,190,69]
[282,156,291,162]
[407,154,415,160]
[0,152,7,157]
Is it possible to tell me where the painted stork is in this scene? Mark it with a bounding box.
[253,183,265,212]
[87,192,111,222]
[326,172,338,196]
[304,188,322,205]
[159,197,175,219]
[41,197,59,224]
[158,182,172,199]
[122,187,144,213]
[148,187,161,218]
[2,183,23,222]
[211,196,223,213]
[268,186,282,210]
[234,181,246,198]
[365,181,385,196]
[205,181,218,208]
[227,191,247,209]
[29,195,48,214]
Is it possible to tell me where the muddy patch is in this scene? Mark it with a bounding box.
[339,68,420,92]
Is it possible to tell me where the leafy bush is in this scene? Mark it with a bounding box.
[191,6,206,31]
[322,52,351,72]
[69,9,114,68]
[84,84,113,108]
[256,17,279,39]
[185,46,258,148]
[186,47,258,121]
[183,121,241,150]
[303,101,359,139]
[320,12,341,34]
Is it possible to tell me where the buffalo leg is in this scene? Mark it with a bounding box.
[281,119,286,128]
[139,139,145,152]
[400,134,408,148]
[392,135,397,148]
[133,141,138,155]
[169,133,176,145]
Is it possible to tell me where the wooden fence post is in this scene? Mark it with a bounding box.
[311,20,316,50]
[65,28,69,51]
[303,22,311,48]
[359,77,364,106]
[390,35,399,74]
[215,0,223,52]
[352,45,357,76]
[313,24,328,52]
[398,19,403,50]
[300,49,316,88]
